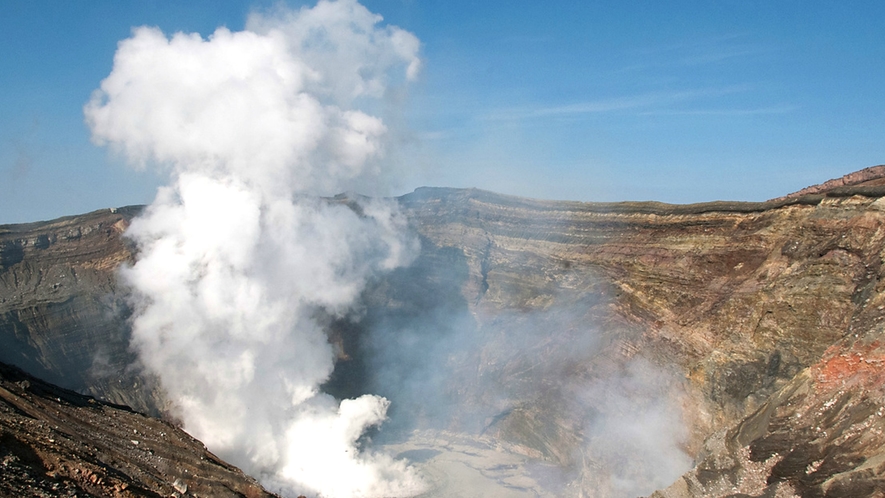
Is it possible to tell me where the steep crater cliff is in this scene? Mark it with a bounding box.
[3,167,885,496]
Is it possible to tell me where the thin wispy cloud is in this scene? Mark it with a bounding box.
[416,130,448,141]
[625,33,769,59]
[677,47,762,66]
[480,85,750,121]
[495,34,555,45]
[626,33,771,68]
[639,105,797,117]
[4,116,40,183]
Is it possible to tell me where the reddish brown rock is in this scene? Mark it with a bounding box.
[775,164,885,200]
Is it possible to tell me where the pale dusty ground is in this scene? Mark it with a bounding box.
[381,431,579,498]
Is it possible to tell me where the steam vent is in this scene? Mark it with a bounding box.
[4,165,885,497]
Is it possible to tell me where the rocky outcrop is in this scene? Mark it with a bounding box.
[776,164,885,200]
[0,361,276,497]
[4,167,885,496]
[653,333,885,497]
[0,206,165,416]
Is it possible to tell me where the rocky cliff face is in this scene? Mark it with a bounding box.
[0,206,164,416]
[0,361,275,497]
[3,168,885,497]
[381,181,885,496]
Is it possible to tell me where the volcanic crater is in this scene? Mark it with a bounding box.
[4,166,885,496]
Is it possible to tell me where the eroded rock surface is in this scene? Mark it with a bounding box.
[0,206,164,416]
[0,361,275,497]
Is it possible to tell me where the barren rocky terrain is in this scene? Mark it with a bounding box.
[0,361,274,497]
[3,166,885,496]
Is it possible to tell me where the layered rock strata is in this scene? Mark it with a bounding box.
[0,206,165,416]
[3,167,885,496]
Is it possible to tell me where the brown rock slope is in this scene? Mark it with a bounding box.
[0,361,275,497]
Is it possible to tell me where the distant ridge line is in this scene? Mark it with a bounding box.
[402,181,885,218]
[5,167,885,230]
[773,164,885,201]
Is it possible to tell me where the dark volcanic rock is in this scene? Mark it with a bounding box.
[0,361,275,497]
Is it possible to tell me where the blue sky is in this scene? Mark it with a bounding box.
[2,0,884,223]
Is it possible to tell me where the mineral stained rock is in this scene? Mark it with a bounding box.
[3,166,885,497]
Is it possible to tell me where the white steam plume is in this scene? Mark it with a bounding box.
[84,1,425,496]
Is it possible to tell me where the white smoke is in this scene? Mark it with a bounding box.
[576,358,693,497]
[84,1,425,496]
